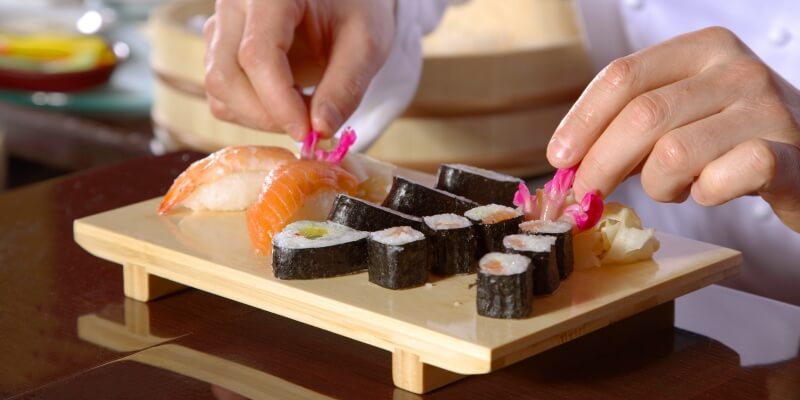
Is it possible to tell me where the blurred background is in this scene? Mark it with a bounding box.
[0,0,591,191]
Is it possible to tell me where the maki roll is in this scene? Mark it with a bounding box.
[328,194,423,232]
[367,226,429,289]
[476,252,533,319]
[382,176,478,217]
[436,164,524,207]
[464,204,523,255]
[423,214,478,276]
[272,221,368,279]
[503,234,560,295]
[520,220,574,280]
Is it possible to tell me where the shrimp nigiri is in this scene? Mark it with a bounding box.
[246,160,358,254]
[158,146,298,214]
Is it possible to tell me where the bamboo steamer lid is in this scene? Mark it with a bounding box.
[149,0,592,176]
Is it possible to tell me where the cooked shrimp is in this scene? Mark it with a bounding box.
[246,160,358,254]
[158,146,297,214]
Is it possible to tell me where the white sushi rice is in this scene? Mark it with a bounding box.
[519,220,572,234]
[183,172,267,211]
[465,204,521,223]
[446,164,521,182]
[503,234,556,253]
[423,214,472,230]
[274,221,368,249]
[479,252,531,275]
[370,226,425,246]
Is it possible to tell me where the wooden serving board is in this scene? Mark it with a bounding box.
[74,197,741,394]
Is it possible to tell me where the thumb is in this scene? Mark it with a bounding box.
[310,16,392,136]
[760,140,800,232]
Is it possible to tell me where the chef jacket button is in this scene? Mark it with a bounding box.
[769,27,792,47]
[754,202,773,220]
[624,0,645,11]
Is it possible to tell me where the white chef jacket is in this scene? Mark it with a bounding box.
[579,0,800,308]
[347,0,800,307]
[343,0,800,367]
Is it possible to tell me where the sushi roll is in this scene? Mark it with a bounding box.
[423,214,478,276]
[464,204,523,254]
[519,220,574,280]
[476,252,533,319]
[382,176,478,217]
[272,221,368,279]
[367,226,429,289]
[435,164,524,207]
[327,194,423,232]
[503,234,560,295]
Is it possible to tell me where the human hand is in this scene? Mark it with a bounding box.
[547,27,800,232]
[203,0,395,140]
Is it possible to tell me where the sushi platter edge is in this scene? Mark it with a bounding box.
[73,195,742,390]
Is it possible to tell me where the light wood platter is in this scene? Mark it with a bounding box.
[73,195,741,394]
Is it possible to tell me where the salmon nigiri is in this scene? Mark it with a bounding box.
[246,160,358,254]
[158,146,297,214]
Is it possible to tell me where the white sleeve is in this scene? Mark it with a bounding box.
[573,0,632,73]
[344,0,454,152]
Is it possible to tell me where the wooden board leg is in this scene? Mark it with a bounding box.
[124,297,152,336]
[123,264,187,302]
[392,349,465,394]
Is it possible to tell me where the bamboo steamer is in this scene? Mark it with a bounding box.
[149,0,592,176]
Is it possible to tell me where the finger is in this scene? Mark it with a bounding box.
[205,1,279,131]
[238,0,309,140]
[310,13,392,136]
[202,15,216,43]
[572,64,742,199]
[691,139,800,218]
[548,27,743,168]
[760,142,800,232]
[639,105,781,202]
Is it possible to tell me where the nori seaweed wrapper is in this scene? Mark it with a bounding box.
[272,238,368,279]
[523,226,574,280]
[505,245,560,295]
[468,214,523,255]
[367,236,429,289]
[477,265,533,319]
[382,176,479,217]
[436,164,523,207]
[553,230,573,280]
[423,222,478,276]
[328,194,423,232]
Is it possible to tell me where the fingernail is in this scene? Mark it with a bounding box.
[549,136,573,162]
[690,184,707,205]
[284,123,305,141]
[313,101,343,136]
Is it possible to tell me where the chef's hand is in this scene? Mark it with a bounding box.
[547,27,800,232]
[203,0,395,140]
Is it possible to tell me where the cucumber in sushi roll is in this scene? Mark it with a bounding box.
[328,194,423,232]
[423,213,478,276]
[382,176,478,217]
[503,234,559,295]
[477,252,533,319]
[272,221,368,279]
[368,226,429,289]
[519,220,574,280]
[465,204,523,255]
[436,164,523,207]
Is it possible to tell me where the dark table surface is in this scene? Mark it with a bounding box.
[0,102,154,172]
[1,151,799,400]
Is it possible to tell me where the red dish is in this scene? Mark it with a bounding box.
[0,63,116,92]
